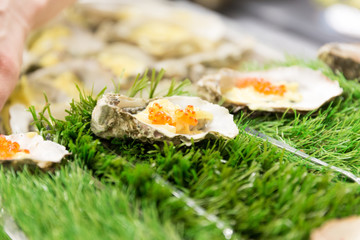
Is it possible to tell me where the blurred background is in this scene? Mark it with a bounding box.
[187,0,360,57]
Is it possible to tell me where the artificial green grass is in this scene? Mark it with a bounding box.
[1,59,360,239]
[243,58,360,177]
[0,164,224,240]
[0,228,11,240]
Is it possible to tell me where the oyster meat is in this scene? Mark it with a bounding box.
[2,59,118,134]
[73,0,279,81]
[91,94,238,145]
[27,24,104,68]
[94,1,226,59]
[154,39,253,80]
[22,0,281,84]
[26,59,116,96]
[97,43,155,80]
[318,42,360,80]
[0,132,69,170]
[197,66,343,112]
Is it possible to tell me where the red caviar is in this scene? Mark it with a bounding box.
[148,104,198,127]
[148,103,173,125]
[175,105,198,126]
[0,135,30,160]
[236,77,286,96]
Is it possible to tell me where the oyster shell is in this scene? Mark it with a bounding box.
[97,43,155,80]
[27,24,104,68]
[318,42,360,80]
[0,77,37,134]
[67,1,128,30]
[191,0,233,10]
[62,1,281,82]
[91,94,238,145]
[79,1,226,58]
[154,39,253,80]
[26,59,116,96]
[197,66,343,112]
[2,59,118,134]
[8,104,35,134]
[0,132,69,170]
[310,216,360,240]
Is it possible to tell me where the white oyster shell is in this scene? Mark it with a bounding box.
[91,94,238,145]
[26,59,116,96]
[9,104,34,134]
[154,39,253,80]
[78,1,226,58]
[318,42,360,80]
[27,25,104,67]
[97,43,155,80]
[197,66,343,112]
[2,59,117,134]
[1,132,69,169]
[68,0,282,82]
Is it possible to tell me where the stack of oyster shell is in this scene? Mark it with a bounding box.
[1,0,281,135]
[0,0,346,168]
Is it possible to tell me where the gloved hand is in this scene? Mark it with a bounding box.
[0,0,75,110]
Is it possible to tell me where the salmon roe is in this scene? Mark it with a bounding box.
[148,103,198,127]
[0,135,30,160]
[175,105,198,126]
[148,103,173,125]
[236,77,286,96]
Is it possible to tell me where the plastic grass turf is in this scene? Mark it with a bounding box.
[0,165,219,240]
[1,60,360,239]
[0,228,10,240]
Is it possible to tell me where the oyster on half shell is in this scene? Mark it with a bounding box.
[78,1,225,59]
[0,132,69,170]
[97,43,155,81]
[2,58,120,134]
[91,94,238,145]
[197,66,343,112]
[154,39,253,80]
[318,42,360,80]
[27,24,104,68]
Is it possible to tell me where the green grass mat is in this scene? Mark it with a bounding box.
[0,165,223,240]
[0,228,11,240]
[1,59,360,240]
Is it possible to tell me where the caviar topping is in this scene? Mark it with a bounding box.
[148,103,173,125]
[135,99,213,135]
[175,105,198,127]
[0,135,30,160]
[236,77,287,96]
[148,103,198,128]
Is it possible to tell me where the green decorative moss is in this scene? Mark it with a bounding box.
[2,60,360,239]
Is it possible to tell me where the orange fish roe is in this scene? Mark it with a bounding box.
[236,77,287,96]
[0,135,30,160]
[175,105,198,126]
[148,104,198,127]
[148,102,173,125]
